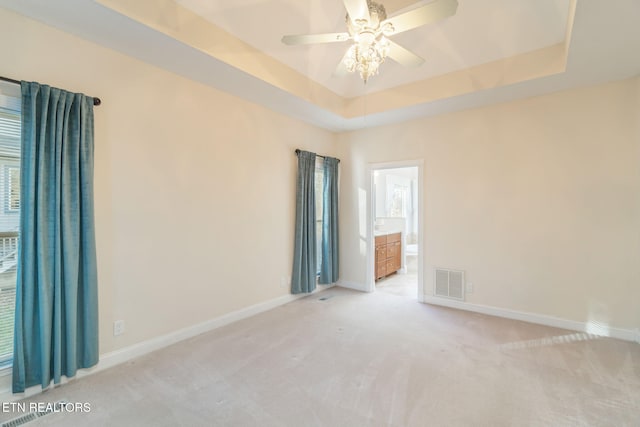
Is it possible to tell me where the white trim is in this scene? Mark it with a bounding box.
[423,296,638,342]
[0,284,335,402]
[368,160,424,300]
[337,280,369,292]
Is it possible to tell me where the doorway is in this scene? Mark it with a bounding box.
[367,161,423,301]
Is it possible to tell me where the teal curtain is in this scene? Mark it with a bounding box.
[319,157,339,284]
[12,82,98,393]
[291,150,317,294]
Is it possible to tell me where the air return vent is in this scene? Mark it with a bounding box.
[434,268,465,300]
[0,401,68,427]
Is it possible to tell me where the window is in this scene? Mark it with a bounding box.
[314,158,324,274]
[0,88,21,369]
[389,184,407,217]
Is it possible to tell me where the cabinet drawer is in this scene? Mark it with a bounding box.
[376,263,386,279]
[375,235,387,246]
[375,245,387,260]
[387,233,401,243]
[386,243,398,259]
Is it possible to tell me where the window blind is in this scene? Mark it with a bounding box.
[0,89,20,368]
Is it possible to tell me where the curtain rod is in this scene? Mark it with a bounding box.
[0,75,102,106]
[295,149,340,163]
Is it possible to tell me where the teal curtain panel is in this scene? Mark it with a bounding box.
[319,157,339,284]
[291,150,317,294]
[12,82,98,393]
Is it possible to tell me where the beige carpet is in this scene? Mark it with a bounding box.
[2,288,639,426]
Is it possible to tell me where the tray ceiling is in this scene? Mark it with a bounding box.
[0,0,638,131]
[176,0,570,97]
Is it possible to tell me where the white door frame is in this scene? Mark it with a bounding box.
[367,160,424,301]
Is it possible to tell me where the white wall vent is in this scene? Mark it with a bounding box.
[434,268,465,301]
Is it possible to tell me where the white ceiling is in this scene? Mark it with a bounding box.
[175,0,570,97]
[0,0,639,132]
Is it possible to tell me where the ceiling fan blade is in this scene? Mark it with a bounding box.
[382,0,458,35]
[343,0,371,25]
[387,40,425,67]
[282,33,350,45]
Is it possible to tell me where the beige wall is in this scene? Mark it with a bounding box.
[338,77,640,332]
[0,8,336,356]
[1,5,638,392]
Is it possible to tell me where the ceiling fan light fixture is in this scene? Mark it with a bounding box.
[344,35,389,83]
[341,1,391,83]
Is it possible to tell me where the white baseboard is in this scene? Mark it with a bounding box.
[337,280,369,292]
[423,296,638,342]
[0,284,335,402]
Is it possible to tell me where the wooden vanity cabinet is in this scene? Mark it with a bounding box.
[375,232,401,281]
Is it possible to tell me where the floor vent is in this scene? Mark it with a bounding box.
[1,401,67,427]
[434,268,465,301]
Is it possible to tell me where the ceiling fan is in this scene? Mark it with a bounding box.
[281,0,459,83]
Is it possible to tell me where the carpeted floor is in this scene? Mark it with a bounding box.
[2,288,639,426]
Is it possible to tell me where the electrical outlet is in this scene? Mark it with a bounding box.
[466,282,473,293]
[113,320,125,336]
[279,276,291,289]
